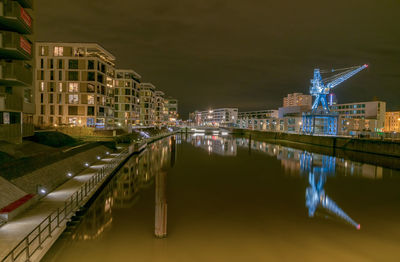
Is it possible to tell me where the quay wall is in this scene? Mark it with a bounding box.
[233,129,400,158]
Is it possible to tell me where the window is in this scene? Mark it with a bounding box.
[54,46,64,56]
[50,71,54,80]
[58,83,63,92]
[68,106,78,115]
[49,82,55,92]
[115,104,119,110]
[68,94,79,104]
[58,71,62,81]
[49,94,54,104]
[125,104,130,111]
[40,70,44,80]
[68,59,78,69]
[58,105,63,115]
[40,82,45,92]
[68,83,79,92]
[88,60,94,70]
[40,93,44,103]
[97,74,104,83]
[50,105,54,115]
[73,48,84,57]
[58,94,62,104]
[88,95,94,104]
[40,105,45,114]
[58,59,63,69]
[124,89,131,95]
[87,106,95,116]
[87,83,95,93]
[68,71,79,81]
[49,59,54,69]
[87,72,95,81]
[40,59,44,69]
[40,46,46,56]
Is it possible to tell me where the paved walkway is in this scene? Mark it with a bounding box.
[0,151,123,260]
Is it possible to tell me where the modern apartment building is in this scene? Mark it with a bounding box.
[0,0,35,143]
[114,69,141,127]
[237,110,278,131]
[384,111,400,133]
[164,97,178,125]
[283,93,312,108]
[34,42,116,128]
[330,101,386,133]
[139,82,156,126]
[193,108,238,127]
[154,90,164,126]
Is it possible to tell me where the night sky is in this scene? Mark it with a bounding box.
[37,0,400,118]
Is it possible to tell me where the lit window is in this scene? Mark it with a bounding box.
[54,46,64,56]
[40,82,45,92]
[68,83,79,92]
[40,46,46,56]
[68,94,79,104]
[58,83,63,92]
[88,95,94,105]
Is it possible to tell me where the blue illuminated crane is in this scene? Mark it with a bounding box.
[310,64,368,113]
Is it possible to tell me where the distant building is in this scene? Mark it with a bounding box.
[34,42,116,128]
[154,90,165,126]
[330,101,386,133]
[193,108,238,127]
[164,97,178,126]
[283,93,312,108]
[114,69,141,127]
[139,83,156,126]
[0,0,35,143]
[237,110,278,131]
[384,111,400,133]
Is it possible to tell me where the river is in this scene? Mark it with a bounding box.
[42,134,400,262]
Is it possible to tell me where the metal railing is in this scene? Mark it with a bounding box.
[1,148,130,262]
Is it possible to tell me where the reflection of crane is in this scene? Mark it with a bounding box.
[310,64,368,113]
[300,151,360,230]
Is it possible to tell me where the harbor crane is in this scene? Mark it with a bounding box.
[310,64,368,113]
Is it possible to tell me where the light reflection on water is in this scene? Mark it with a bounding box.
[42,134,400,262]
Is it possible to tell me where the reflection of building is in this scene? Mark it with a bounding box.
[330,101,386,133]
[192,108,238,127]
[384,111,400,133]
[114,69,141,127]
[155,169,167,238]
[0,0,35,143]
[188,135,237,156]
[34,42,116,128]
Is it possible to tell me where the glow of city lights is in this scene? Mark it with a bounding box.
[221,132,228,135]
[106,152,110,155]
[97,156,101,160]
[67,172,72,177]
[85,163,89,167]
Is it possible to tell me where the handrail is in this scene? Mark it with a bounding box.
[1,148,130,262]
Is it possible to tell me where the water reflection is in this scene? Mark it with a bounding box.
[63,137,173,243]
[186,134,237,156]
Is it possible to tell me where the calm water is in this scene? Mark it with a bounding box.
[43,134,400,262]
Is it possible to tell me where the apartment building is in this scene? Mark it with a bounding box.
[114,69,141,127]
[164,97,178,125]
[154,90,164,126]
[330,101,386,133]
[0,0,35,143]
[283,93,312,108]
[237,110,278,131]
[193,108,238,127]
[384,111,400,133]
[139,82,156,126]
[34,42,116,128]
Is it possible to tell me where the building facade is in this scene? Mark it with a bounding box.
[330,101,386,134]
[193,108,238,127]
[139,82,156,126]
[0,0,35,143]
[34,42,116,128]
[237,110,278,131]
[154,90,164,126]
[164,97,178,126]
[283,93,312,107]
[114,69,141,128]
[384,111,400,133]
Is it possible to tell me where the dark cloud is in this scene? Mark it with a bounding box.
[36,0,400,118]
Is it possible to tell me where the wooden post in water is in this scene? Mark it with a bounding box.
[155,168,167,238]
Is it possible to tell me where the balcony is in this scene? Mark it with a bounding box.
[0,1,33,34]
[0,60,33,86]
[0,31,32,60]
[0,94,23,111]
